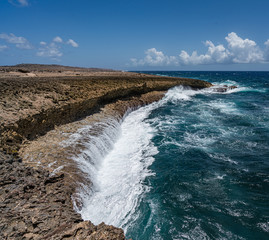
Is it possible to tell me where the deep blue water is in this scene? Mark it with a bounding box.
[123,72,269,239]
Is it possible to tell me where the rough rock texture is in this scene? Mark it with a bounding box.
[0,152,125,240]
[0,64,212,239]
[19,91,168,210]
[211,85,237,92]
[0,73,211,155]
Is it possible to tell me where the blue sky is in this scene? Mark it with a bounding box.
[1,0,269,70]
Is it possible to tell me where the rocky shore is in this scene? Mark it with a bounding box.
[0,64,212,239]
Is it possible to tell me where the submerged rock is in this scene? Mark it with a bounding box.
[212,85,237,92]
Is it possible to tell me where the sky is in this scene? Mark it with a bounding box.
[1,0,269,71]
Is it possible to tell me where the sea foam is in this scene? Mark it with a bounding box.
[72,85,199,230]
[74,103,160,230]
[70,84,245,234]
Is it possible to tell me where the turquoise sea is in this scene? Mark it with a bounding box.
[78,72,269,240]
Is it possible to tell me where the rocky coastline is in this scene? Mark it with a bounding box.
[0,65,212,239]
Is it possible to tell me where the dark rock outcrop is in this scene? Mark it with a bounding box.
[212,85,237,92]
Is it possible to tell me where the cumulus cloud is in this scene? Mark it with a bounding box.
[0,33,78,59]
[37,42,62,58]
[225,32,263,63]
[66,39,79,48]
[37,36,79,59]
[264,39,269,61]
[8,0,29,7]
[53,36,63,43]
[131,48,177,66]
[179,41,230,65]
[0,45,8,51]
[131,32,268,66]
[0,33,32,49]
[179,50,211,65]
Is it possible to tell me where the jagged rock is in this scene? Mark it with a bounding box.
[1,159,123,239]
[213,85,237,92]
[48,221,125,240]
[0,65,213,239]
[229,85,237,90]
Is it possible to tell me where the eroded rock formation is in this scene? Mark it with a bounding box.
[0,65,212,239]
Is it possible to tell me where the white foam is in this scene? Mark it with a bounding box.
[68,84,244,233]
[185,131,215,145]
[208,153,238,165]
[63,85,200,232]
[209,100,241,115]
[211,80,267,94]
[257,222,269,232]
[164,85,199,102]
[76,103,159,230]
[215,174,226,180]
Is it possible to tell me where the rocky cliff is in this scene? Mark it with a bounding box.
[0,65,212,239]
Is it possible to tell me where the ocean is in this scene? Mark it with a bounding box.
[76,71,269,240]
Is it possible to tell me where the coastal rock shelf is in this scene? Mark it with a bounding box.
[19,91,168,204]
[0,65,212,239]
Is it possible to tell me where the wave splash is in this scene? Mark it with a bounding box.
[68,86,202,229]
[74,103,161,230]
[70,83,247,231]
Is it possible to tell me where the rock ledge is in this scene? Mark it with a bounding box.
[0,65,212,239]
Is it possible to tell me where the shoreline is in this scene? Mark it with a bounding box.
[19,91,167,208]
[0,65,212,239]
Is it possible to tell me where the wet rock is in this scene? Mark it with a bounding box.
[229,85,237,90]
[213,85,237,92]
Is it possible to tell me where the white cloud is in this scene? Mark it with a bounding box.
[8,0,29,7]
[0,33,78,59]
[131,48,177,66]
[179,50,211,65]
[264,39,269,61]
[0,45,8,51]
[18,0,28,6]
[131,32,268,66]
[0,33,32,49]
[37,42,62,58]
[225,32,263,63]
[53,36,63,43]
[179,41,230,65]
[205,41,230,63]
[37,36,79,59]
[67,39,79,48]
